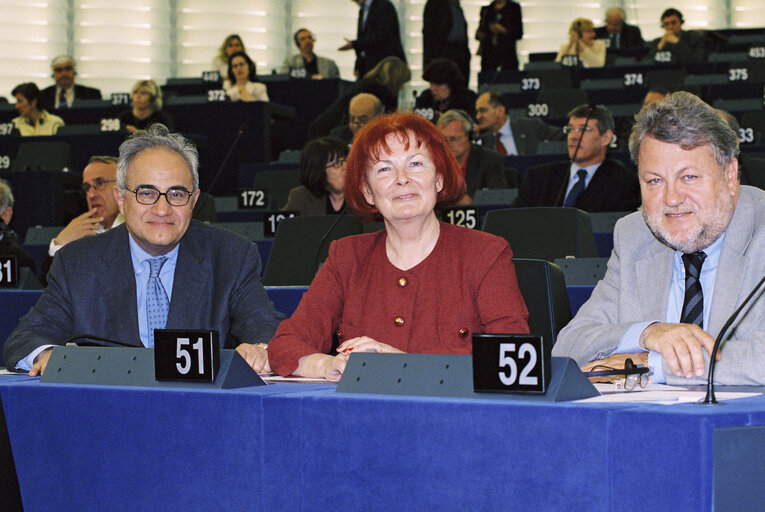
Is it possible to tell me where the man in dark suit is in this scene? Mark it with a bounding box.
[422,0,470,85]
[437,109,510,203]
[475,90,564,156]
[339,0,406,77]
[647,8,706,65]
[39,55,102,110]
[594,7,644,50]
[514,104,640,212]
[3,124,283,375]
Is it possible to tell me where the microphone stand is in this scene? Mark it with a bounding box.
[702,274,765,404]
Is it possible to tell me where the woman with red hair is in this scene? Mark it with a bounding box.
[267,113,529,380]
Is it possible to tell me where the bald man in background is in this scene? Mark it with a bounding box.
[329,93,384,144]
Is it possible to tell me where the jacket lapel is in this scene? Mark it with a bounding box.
[101,226,142,345]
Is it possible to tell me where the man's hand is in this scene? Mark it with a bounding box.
[29,347,53,377]
[657,32,679,50]
[54,209,104,247]
[639,322,720,379]
[582,352,648,383]
[235,343,270,373]
[338,38,354,51]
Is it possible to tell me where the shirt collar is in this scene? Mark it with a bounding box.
[128,234,180,270]
[672,232,725,277]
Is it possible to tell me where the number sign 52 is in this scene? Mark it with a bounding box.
[472,334,550,394]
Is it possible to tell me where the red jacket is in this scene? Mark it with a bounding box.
[268,222,529,376]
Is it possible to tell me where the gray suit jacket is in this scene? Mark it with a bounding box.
[552,186,765,385]
[3,221,284,369]
[283,54,340,79]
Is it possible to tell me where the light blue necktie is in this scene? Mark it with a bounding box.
[563,169,588,208]
[146,256,169,347]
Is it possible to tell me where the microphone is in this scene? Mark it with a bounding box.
[702,274,765,404]
[64,334,139,348]
[206,124,247,194]
[555,103,597,206]
[313,205,348,276]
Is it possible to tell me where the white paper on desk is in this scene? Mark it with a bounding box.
[578,383,761,404]
[0,369,23,376]
[261,374,336,384]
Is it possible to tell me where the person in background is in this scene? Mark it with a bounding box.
[556,18,606,68]
[475,90,564,156]
[0,179,37,274]
[340,0,407,77]
[11,82,64,136]
[594,7,644,50]
[422,0,470,84]
[329,93,384,144]
[284,28,340,79]
[118,80,172,133]
[267,113,529,380]
[647,8,706,65]
[224,51,269,102]
[514,104,640,212]
[415,58,477,122]
[39,54,102,110]
[283,136,348,216]
[475,0,523,72]
[437,109,509,204]
[212,34,245,78]
[308,56,410,139]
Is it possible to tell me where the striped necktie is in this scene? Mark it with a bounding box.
[680,251,707,327]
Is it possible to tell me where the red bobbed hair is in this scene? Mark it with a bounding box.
[345,112,467,219]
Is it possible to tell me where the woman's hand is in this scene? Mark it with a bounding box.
[238,84,254,102]
[235,343,270,373]
[337,336,405,355]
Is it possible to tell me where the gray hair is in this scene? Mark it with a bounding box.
[567,104,615,135]
[51,54,75,70]
[87,155,118,165]
[0,179,13,212]
[605,6,626,20]
[436,109,474,135]
[117,124,199,192]
[629,91,739,171]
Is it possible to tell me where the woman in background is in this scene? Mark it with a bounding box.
[11,82,64,136]
[212,34,245,77]
[415,58,477,120]
[555,18,606,68]
[268,113,529,380]
[283,136,348,215]
[118,79,172,133]
[224,51,269,102]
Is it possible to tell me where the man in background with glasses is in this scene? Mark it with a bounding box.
[3,124,283,375]
[513,104,640,212]
[554,92,765,386]
[39,156,122,286]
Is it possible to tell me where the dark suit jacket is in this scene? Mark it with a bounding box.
[354,0,406,76]
[479,117,565,156]
[648,30,706,65]
[422,0,470,78]
[40,84,102,111]
[594,23,644,50]
[464,144,510,198]
[514,157,640,212]
[3,221,284,369]
[476,1,523,71]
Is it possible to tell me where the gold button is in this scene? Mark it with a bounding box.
[398,276,408,287]
[458,328,469,338]
[394,316,405,326]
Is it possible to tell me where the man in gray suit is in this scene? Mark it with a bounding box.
[553,92,765,385]
[3,124,283,375]
[283,28,340,79]
[475,90,564,155]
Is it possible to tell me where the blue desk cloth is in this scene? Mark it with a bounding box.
[1,377,764,511]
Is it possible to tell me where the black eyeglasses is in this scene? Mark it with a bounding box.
[126,186,193,206]
[80,178,115,196]
[584,358,649,391]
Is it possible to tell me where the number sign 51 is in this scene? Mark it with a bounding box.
[154,329,220,382]
[472,334,550,394]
